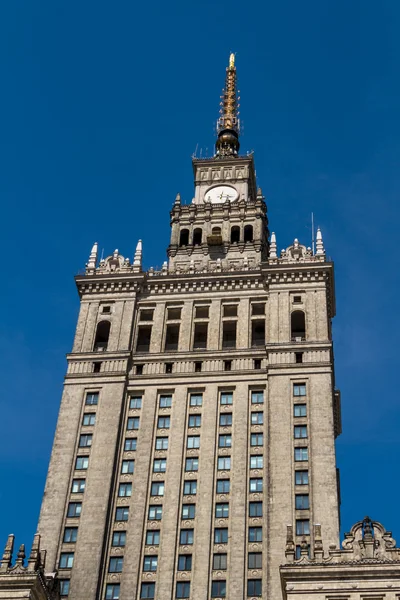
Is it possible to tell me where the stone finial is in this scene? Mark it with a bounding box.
[0,534,15,572]
[314,524,324,560]
[162,261,168,275]
[269,232,277,258]
[257,186,263,198]
[175,192,181,205]
[315,228,325,255]
[285,526,295,562]
[300,536,309,557]
[27,534,41,571]
[133,240,142,273]
[87,242,98,271]
[16,544,25,567]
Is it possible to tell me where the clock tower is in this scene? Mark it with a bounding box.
[167,54,269,273]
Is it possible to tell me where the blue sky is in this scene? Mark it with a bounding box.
[1,0,400,552]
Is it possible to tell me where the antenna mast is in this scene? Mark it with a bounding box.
[311,213,315,255]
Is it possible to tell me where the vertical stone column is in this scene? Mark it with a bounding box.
[72,302,89,353]
[150,303,165,353]
[208,299,222,350]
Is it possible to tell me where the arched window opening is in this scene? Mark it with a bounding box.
[212,227,221,235]
[193,228,202,246]
[291,311,306,341]
[179,229,189,247]
[230,226,240,243]
[94,320,111,351]
[244,225,253,242]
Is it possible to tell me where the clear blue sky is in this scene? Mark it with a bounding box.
[1,0,399,552]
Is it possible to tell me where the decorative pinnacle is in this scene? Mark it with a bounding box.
[215,53,240,157]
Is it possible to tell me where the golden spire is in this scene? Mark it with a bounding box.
[215,53,240,157]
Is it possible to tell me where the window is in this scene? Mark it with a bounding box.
[167,307,182,320]
[156,437,169,450]
[108,557,123,573]
[71,479,85,494]
[75,456,89,470]
[165,324,180,351]
[165,363,173,373]
[249,527,262,542]
[136,364,144,375]
[293,295,302,304]
[127,417,140,430]
[82,413,96,426]
[79,434,92,448]
[230,225,240,243]
[216,479,230,494]
[254,358,262,369]
[189,414,201,428]
[140,309,154,321]
[296,519,310,535]
[294,447,308,462]
[193,227,202,245]
[251,412,263,425]
[121,460,135,474]
[176,582,191,598]
[158,416,170,429]
[218,456,231,471]
[214,528,228,544]
[140,582,155,599]
[112,531,126,547]
[213,553,227,570]
[249,478,263,493]
[143,555,158,572]
[59,580,70,597]
[195,305,209,319]
[223,304,237,317]
[118,483,132,497]
[252,303,265,316]
[124,438,137,451]
[67,502,81,518]
[115,507,129,522]
[153,458,167,473]
[251,320,265,347]
[219,413,232,426]
[129,396,142,409]
[105,584,120,600]
[93,321,110,351]
[251,391,264,404]
[151,482,165,496]
[136,325,152,352]
[296,352,303,363]
[93,361,101,373]
[215,503,229,518]
[178,555,192,571]
[183,480,197,495]
[193,322,208,349]
[244,224,253,242]
[220,392,233,405]
[195,361,202,372]
[247,579,262,597]
[85,392,99,405]
[249,502,263,517]
[295,494,310,509]
[145,530,160,545]
[219,434,232,448]
[180,529,194,545]
[222,321,237,348]
[294,425,308,439]
[250,433,263,447]
[159,395,172,408]
[294,404,307,417]
[211,580,226,598]
[59,552,74,569]
[248,552,262,569]
[63,527,78,543]
[148,505,163,521]
[189,393,203,406]
[224,360,232,371]
[187,435,200,449]
[185,457,199,472]
[250,455,263,469]
[182,504,196,519]
[295,470,309,485]
[293,383,306,396]
[291,310,306,340]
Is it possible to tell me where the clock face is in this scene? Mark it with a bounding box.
[204,185,239,204]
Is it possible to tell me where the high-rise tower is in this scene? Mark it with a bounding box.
[37,54,341,600]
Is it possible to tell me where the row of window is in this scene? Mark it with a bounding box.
[178,224,255,247]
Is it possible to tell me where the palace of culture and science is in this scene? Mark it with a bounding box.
[1,55,400,600]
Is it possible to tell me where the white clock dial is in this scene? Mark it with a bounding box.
[204,185,239,204]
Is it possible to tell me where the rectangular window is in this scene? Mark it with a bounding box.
[211,580,226,598]
[165,324,180,351]
[156,437,169,450]
[251,391,264,404]
[180,529,194,545]
[159,395,172,408]
[167,307,182,320]
[248,552,262,569]
[217,456,231,471]
[250,455,263,469]
[193,322,208,349]
[224,360,232,372]
[136,326,152,352]
[223,304,237,317]
[185,457,199,472]
[140,582,155,599]
[182,504,196,519]
[249,527,262,542]
[216,479,230,494]
[212,553,227,570]
[295,494,310,509]
[250,433,263,447]
[63,527,78,543]
[222,321,237,348]
[295,470,309,485]
[220,392,233,405]
[67,502,81,518]
[112,531,126,547]
[294,425,308,439]
[165,362,173,374]
[187,435,200,449]
[178,554,192,571]
[215,503,229,518]
[195,305,209,319]
[124,438,137,451]
[140,309,154,321]
[249,502,263,517]
[115,507,129,522]
[153,458,167,473]
[294,404,307,417]
[249,478,263,493]
[296,519,310,535]
[143,555,158,572]
[293,383,306,397]
[219,434,232,448]
[189,393,203,406]
[183,480,197,495]
[158,416,170,429]
[129,396,142,409]
[75,456,89,470]
[108,557,123,573]
[78,434,92,448]
[105,584,120,600]
[195,361,202,372]
[59,580,70,597]
[251,303,265,316]
[118,483,132,497]
[145,530,160,545]
[251,319,265,347]
[176,582,191,598]
[188,414,201,428]
[148,505,163,521]
[59,552,74,569]
[247,579,262,597]
[294,447,308,462]
[219,413,232,426]
[127,417,140,430]
[121,460,135,474]
[82,413,96,426]
[251,411,263,425]
[71,479,85,494]
[85,392,99,405]
[151,482,165,496]
[214,528,228,544]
